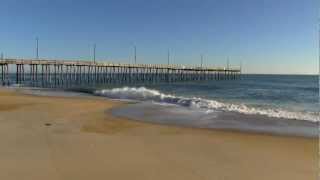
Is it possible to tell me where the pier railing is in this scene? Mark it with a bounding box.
[0,58,241,87]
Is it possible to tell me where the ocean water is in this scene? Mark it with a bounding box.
[96,75,319,121]
[3,74,319,137]
[100,75,319,137]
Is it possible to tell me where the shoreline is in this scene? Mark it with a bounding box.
[111,101,319,138]
[7,86,319,138]
[0,88,318,180]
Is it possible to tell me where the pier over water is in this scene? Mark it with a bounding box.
[0,58,241,88]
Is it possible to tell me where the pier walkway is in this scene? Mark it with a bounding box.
[0,58,241,87]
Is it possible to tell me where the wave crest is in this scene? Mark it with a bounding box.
[94,87,319,122]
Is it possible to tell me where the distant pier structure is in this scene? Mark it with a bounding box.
[0,58,241,87]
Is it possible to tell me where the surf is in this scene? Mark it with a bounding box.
[94,86,319,122]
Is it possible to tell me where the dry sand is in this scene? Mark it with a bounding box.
[0,89,318,180]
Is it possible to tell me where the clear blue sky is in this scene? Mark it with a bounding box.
[0,0,318,74]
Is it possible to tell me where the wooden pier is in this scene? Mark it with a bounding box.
[0,58,241,87]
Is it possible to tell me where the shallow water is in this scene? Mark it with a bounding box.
[112,102,318,137]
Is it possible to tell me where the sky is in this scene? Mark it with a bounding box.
[0,0,318,74]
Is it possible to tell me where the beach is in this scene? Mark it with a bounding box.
[0,88,317,180]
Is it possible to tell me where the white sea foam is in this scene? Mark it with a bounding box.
[94,87,319,122]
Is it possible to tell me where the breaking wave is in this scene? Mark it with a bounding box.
[94,87,319,122]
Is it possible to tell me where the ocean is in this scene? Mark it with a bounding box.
[4,74,319,137]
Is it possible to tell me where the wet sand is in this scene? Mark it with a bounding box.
[112,101,319,137]
[0,88,318,180]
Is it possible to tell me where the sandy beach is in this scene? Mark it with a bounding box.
[0,88,317,180]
